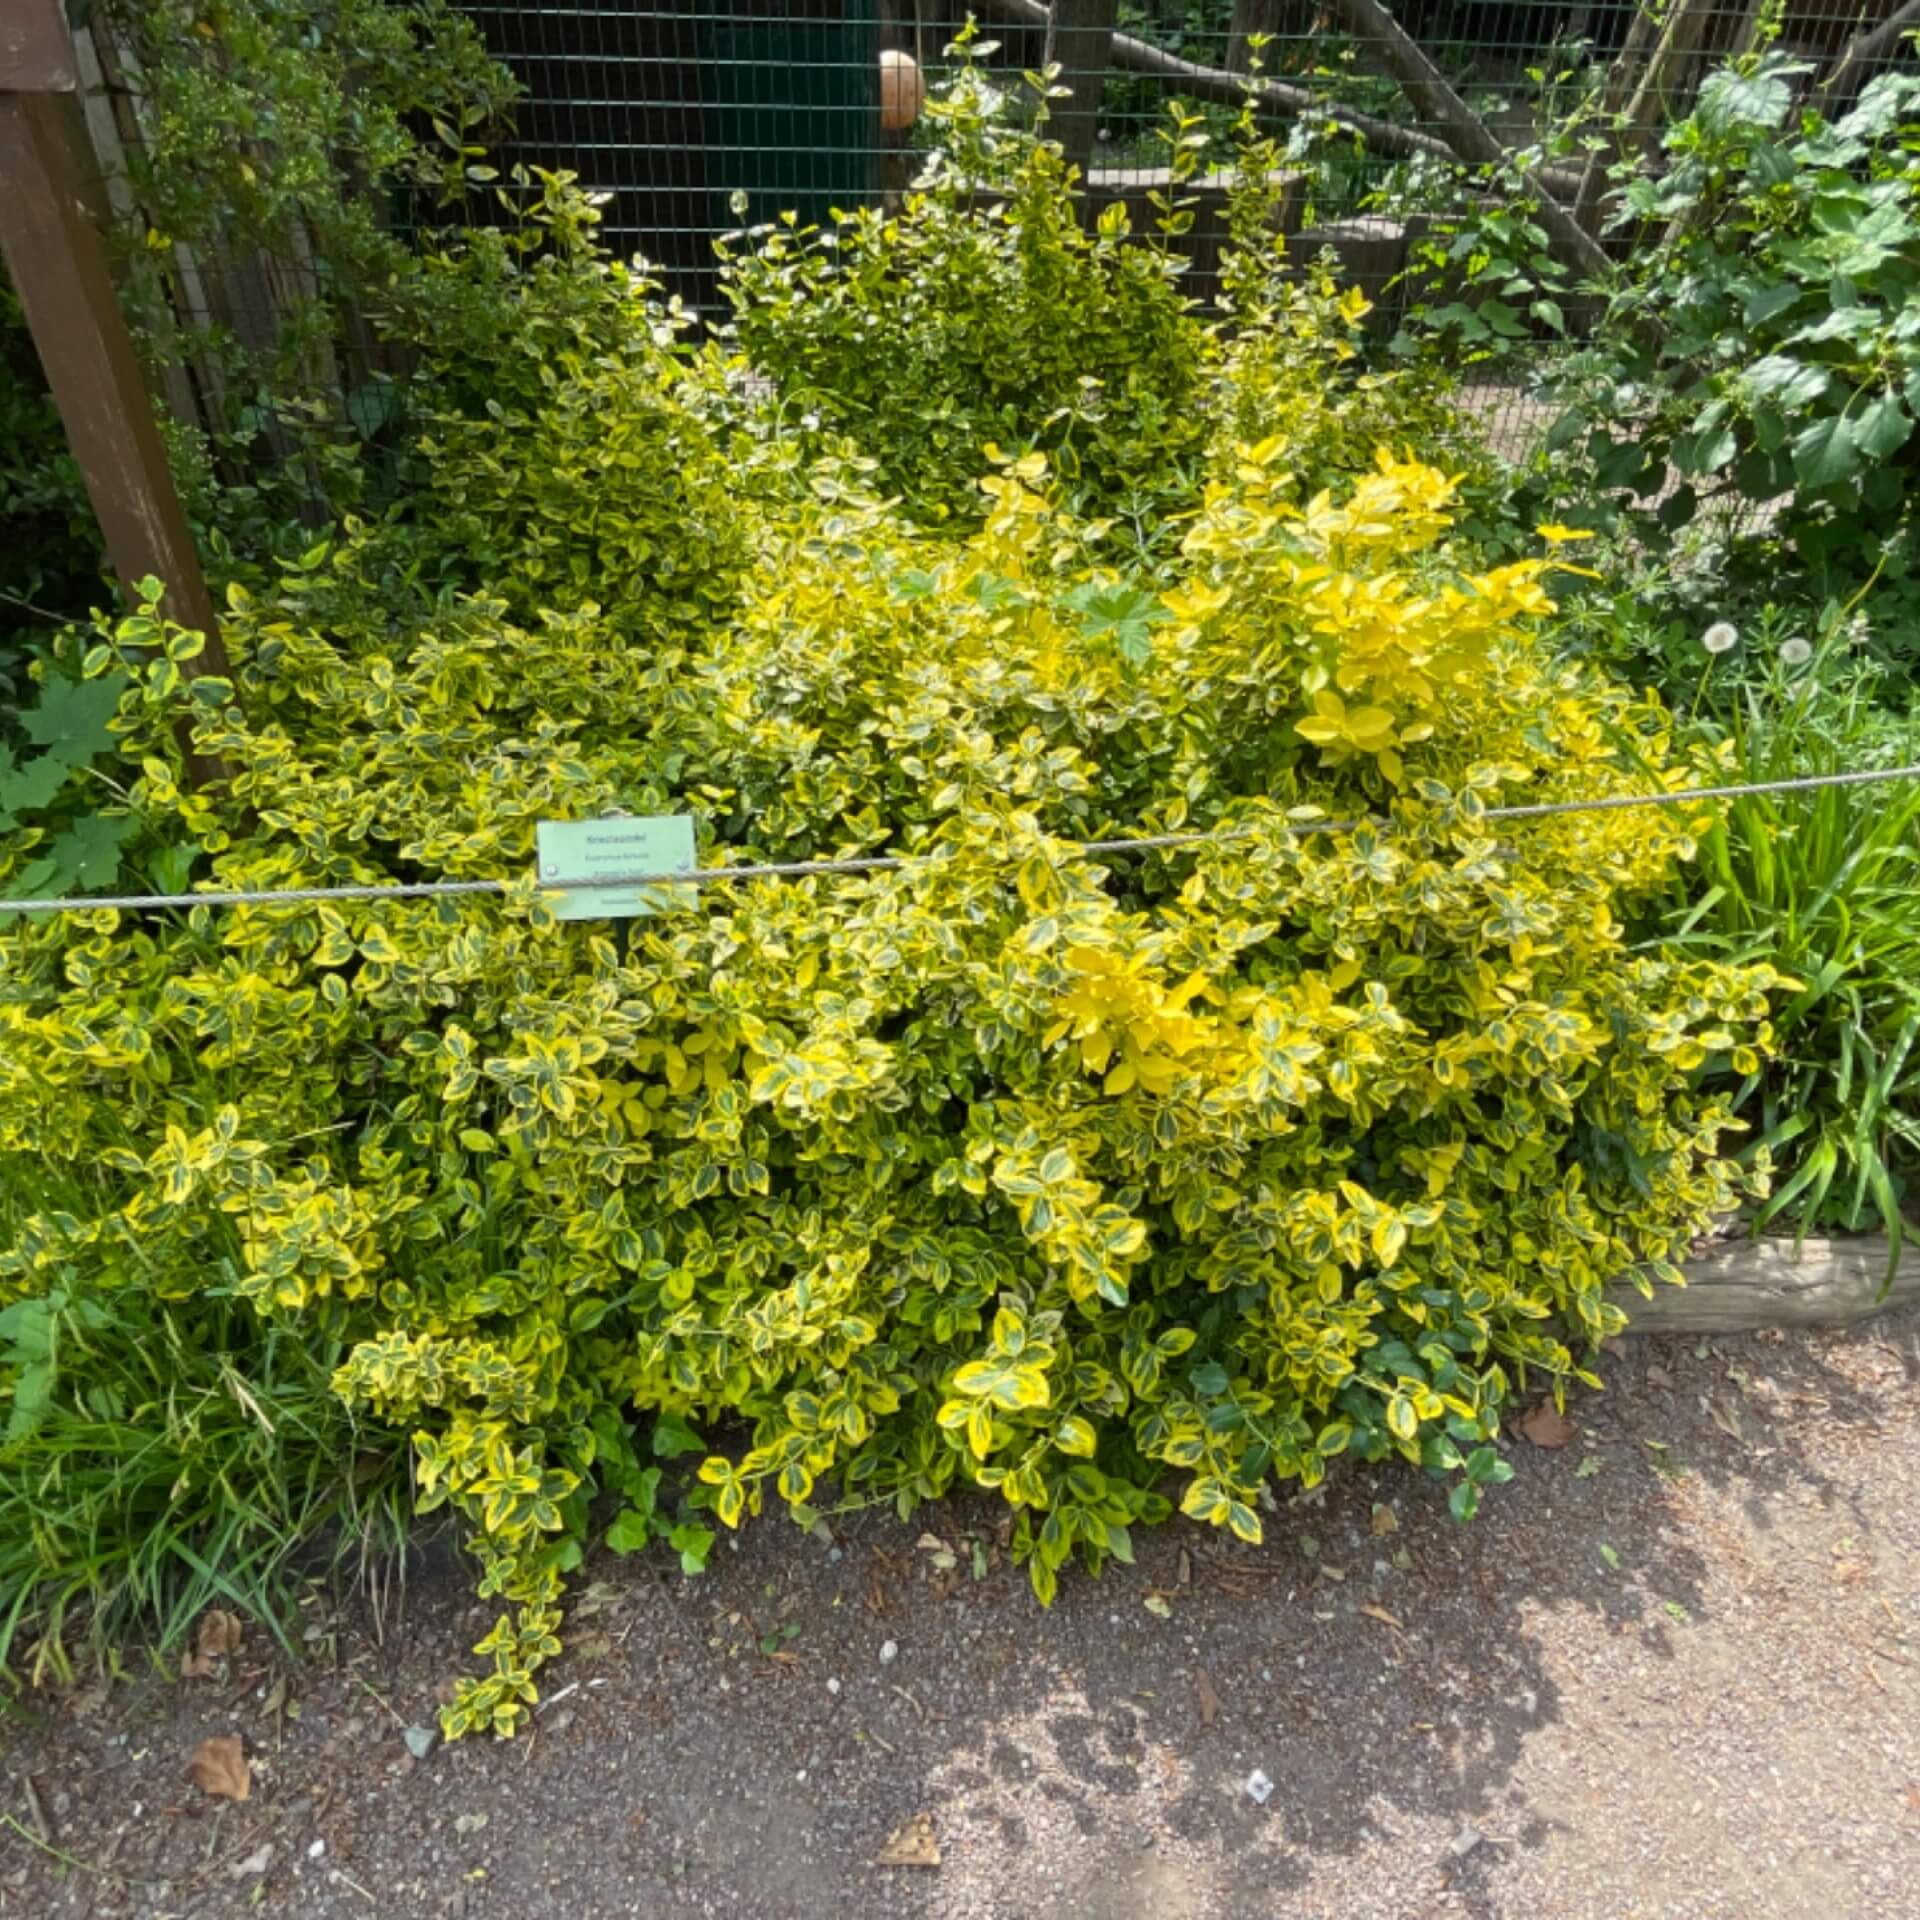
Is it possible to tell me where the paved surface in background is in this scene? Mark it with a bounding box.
[5,1311,1920,1920]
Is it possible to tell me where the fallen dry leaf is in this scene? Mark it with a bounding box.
[182,1607,244,1678]
[572,1581,621,1622]
[1359,1603,1405,1631]
[1519,1401,1575,1449]
[188,1734,251,1802]
[1370,1502,1398,1537]
[875,1811,940,1869]
[1195,1669,1221,1728]
[1143,1594,1173,1619]
[200,1608,243,1657]
[1706,1395,1744,1442]
[227,1843,274,1881]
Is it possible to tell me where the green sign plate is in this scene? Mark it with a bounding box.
[535,816,697,921]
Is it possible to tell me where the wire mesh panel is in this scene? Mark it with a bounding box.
[448,0,1917,458]
[459,1,884,305]
[459,0,1918,295]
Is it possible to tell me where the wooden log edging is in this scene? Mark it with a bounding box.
[1614,1235,1920,1334]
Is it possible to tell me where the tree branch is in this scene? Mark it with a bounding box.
[1573,2,1659,236]
[1322,0,1614,280]
[973,0,1458,166]
[1822,0,1920,100]
[1619,0,1718,159]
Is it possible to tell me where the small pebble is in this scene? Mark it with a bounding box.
[308,1839,326,1860]
[879,1640,899,1665]
[1246,1769,1275,1805]
[826,1678,842,1696]
[1450,1825,1484,1859]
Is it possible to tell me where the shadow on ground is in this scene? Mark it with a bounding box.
[5,1312,1919,1920]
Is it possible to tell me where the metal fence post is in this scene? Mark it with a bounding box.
[0,0,232,786]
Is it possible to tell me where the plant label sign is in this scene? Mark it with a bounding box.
[535,816,696,920]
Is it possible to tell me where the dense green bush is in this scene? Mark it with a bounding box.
[1399,53,1920,623]
[720,47,1468,552]
[1554,61,1920,580]
[0,0,518,654]
[1,60,1791,1735]
[2,401,1781,1735]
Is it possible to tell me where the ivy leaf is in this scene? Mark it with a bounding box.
[669,1522,714,1575]
[1697,63,1795,137]
[605,1507,654,1555]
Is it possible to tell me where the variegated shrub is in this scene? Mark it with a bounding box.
[0,427,1781,1734]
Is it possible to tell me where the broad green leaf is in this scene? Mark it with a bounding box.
[1854,393,1913,461]
[1790,413,1859,488]
[652,1410,705,1459]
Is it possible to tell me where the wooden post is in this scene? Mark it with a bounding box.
[0,1,231,786]
[1046,0,1118,192]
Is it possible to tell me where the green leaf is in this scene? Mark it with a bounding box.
[669,1523,715,1575]
[652,1410,705,1459]
[1745,356,1832,412]
[0,748,73,817]
[1790,413,1859,489]
[47,815,134,891]
[1190,1360,1229,1397]
[1697,65,1793,136]
[345,380,402,439]
[1854,393,1913,461]
[605,1507,654,1554]
[19,674,125,759]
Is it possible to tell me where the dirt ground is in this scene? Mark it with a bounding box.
[5,1311,1920,1920]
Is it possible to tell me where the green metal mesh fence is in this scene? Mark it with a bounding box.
[446,1,1917,456]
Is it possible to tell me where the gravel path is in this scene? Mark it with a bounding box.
[5,1313,1919,1920]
